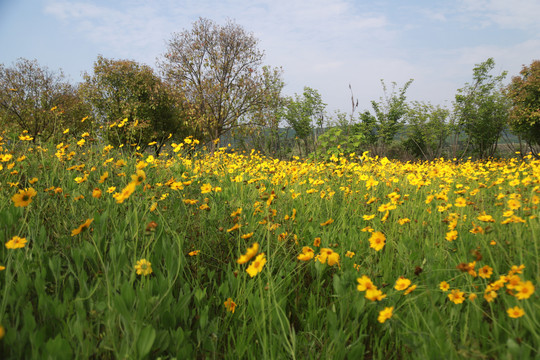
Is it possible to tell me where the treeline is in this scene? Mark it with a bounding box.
[0,17,539,160]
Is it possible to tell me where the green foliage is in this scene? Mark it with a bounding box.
[317,110,366,160]
[454,58,511,159]
[284,87,326,156]
[403,101,451,160]
[0,135,538,359]
[0,58,92,142]
[506,60,540,153]
[370,79,414,145]
[80,55,186,153]
[234,66,290,158]
[357,79,413,157]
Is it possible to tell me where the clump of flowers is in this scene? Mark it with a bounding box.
[357,275,386,301]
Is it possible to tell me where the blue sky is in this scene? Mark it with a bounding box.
[1,0,539,116]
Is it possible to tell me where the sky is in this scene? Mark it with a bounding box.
[1,0,539,118]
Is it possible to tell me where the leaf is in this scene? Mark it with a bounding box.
[137,325,156,358]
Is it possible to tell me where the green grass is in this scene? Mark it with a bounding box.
[0,136,538,359]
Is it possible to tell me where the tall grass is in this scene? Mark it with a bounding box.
[0,134,538,359]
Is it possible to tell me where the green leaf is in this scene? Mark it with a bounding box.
[137,325,156,358]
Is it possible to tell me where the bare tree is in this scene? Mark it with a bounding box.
[159,17,282,151]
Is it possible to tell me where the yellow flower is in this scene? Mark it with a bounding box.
[484,290,497,302]
[12,187,37,207]
[507,306,525,318]
[454,197,467,207]
[397,218,410,225]
[368,231,386,251]
[507,199,521,210]
[394,277,411,291]
[439,281,450,292]
[478,265,493,279]
[71,218,94,236]
[514,281,535,300]
[320,218,334,226]
[224,298,237,313]
[377,307,393,323]
[365,288,386,301]
[297,247,314,261]
[404,284,417,295]
[134,259,152,276]
[237,243,259,264]
[445,230,458,242]
[113,182,136,203]
[231,208,242,217]
[246,253,266,277]
[326,251,340,266]
[131,169,146,185]
[477,212,495,223]
[241,232,253,239]
[448,289,465,304]
[356,275,375,292]
[201,183,213,194]
[5,236,28,249]
[227,223,241,232]
[92,188,102,199]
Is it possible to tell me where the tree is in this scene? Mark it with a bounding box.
[236,66,288,157]
[453,58,510,159]
[358,79,413,156]
[403,101,450,160]
[284,87,326,156]
[317,110,366,160]
[506,60,540,155]
[80,55,187,154]
[0,58,91,142]
[159,17,282,150]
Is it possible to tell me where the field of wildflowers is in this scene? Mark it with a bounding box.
[0,131,538,359]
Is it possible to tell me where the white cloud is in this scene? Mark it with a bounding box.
[39,0,539,114]
[458,0,540,31]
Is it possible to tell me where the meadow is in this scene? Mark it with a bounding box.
[0,132,538,359]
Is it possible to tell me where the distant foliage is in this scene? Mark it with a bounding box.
[506,60,540,155]
[284,87,327,156]
[0,58,91,142]
[453,58,510,159]
[79,55,187,153]
[403,101,451,160]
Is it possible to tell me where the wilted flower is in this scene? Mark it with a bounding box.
[224,298,237,313]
